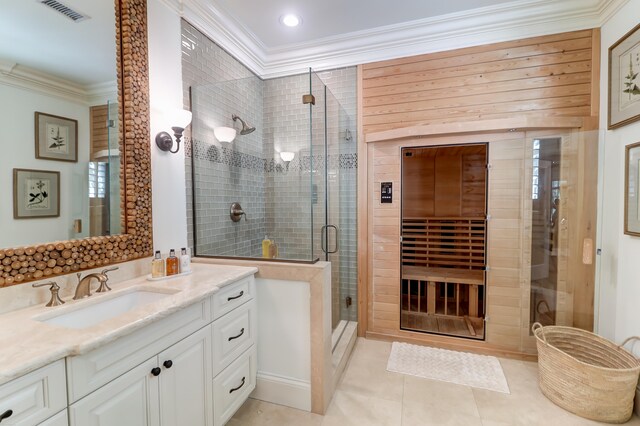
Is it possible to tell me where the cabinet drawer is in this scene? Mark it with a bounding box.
[211,276,254,320]
[0,360,66,426]
[67,300,210,403]
[212,345,256,426]
[38,409,68,426]
[212,299,256,376]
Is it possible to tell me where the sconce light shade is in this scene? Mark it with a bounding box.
[280,151,295,162]
[171,109,193,129]
[156,108,192,154]
[214,126,237,143]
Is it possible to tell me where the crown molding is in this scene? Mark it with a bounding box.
[171,0,629,79]
[597,0,631,24]
[180,0,266,77]
[0,60,115,105]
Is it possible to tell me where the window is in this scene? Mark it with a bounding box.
[532,139,540,200]
[89,162,107,198]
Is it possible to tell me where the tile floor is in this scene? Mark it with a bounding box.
[229,338,640,425]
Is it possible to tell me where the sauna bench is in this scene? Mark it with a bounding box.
[402,266,484,285]
[401,265,484,321]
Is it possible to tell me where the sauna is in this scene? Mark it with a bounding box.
[400,144,487,339]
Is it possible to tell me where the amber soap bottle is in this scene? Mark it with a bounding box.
[151,250,165,278]
[166,249,179,276]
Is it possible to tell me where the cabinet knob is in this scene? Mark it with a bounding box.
[0,409,13,423]
[151,367,162,376]
[163,360,173,369]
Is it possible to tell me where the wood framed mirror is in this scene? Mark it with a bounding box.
[0,0,151,287]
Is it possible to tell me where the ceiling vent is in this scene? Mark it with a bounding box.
[38,0,90,22]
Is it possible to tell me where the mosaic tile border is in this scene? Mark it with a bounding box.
[189,139,357,172]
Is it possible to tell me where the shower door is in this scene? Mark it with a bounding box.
[310,71,358,338]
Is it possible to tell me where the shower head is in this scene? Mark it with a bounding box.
[232,114,256,135]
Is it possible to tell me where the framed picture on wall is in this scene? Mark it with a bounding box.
[13,168,60,219]
[609,23,640,129]
[625,142,640,236]
[35,112,78,162]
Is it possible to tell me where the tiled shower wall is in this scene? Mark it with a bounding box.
[181,21,358,321]
[182,21,265,257]
[263,74,313,260]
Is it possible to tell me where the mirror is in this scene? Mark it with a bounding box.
[0,0,153,288]
[0,0,121,248]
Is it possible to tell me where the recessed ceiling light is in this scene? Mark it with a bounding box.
[280,14,301,27]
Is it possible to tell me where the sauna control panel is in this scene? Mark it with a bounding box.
[381,182,392,203]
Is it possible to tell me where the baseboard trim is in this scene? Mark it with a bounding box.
[250,372,311,412]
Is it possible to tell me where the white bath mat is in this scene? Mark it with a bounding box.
[386,342,510,394]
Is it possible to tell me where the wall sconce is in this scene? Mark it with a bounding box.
[214,126,237,143]
[280,151,295,162]
[280,151,295,170]
[155,108,192,154]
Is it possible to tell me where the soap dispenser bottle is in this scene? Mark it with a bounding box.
[166,249,179,276]
[180,247,191,273]
[269,239,278,259]
[262,235,271,258]
[151,250,165,278]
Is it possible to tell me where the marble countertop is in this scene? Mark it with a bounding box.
[0,263,257,386]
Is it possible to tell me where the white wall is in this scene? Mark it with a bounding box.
[147,0,188,254]
[0,84,89,247]
[251,278,311,411]
[598,0,640,356]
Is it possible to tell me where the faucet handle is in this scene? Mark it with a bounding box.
[96,266,118,293]
[32,281,65,307]
[101,266,119,277]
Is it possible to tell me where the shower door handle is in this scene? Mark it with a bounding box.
[321,225,339,254]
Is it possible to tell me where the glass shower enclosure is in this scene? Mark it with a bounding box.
[188,69,357,341]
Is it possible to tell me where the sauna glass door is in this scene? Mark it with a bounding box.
[400,144,487,340]
[527,132,597,331]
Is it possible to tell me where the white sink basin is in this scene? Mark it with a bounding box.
[37,289,175,329]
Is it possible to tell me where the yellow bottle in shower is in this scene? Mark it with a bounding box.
[262,236,272,258]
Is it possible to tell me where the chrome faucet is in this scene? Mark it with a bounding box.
[73,267,119,300]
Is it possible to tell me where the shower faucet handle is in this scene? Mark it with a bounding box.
[230,202,247,222]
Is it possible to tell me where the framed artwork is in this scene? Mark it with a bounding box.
[13,168,60,219]
[35,112,78,162]
[609,23,640,129]
[625,142,640,236]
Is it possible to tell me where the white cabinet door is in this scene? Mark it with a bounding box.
[0,360,66,426]
[69,357,160,426]
[158,325,213,426]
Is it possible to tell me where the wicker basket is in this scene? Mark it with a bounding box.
[532,323,640,424]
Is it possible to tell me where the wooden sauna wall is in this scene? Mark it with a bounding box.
[90,105,110,158]
[358,28,600,355]
[402,146,486,218]
[361,29,599,134]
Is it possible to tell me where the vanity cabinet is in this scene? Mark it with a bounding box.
[210,277,257,426]
[1,273,256,426]
[67,274,256,426]
[68,325,212,426]
[0,360,66,425]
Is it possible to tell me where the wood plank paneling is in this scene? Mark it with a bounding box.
[90,105,109,158]
[361,30,596,134]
